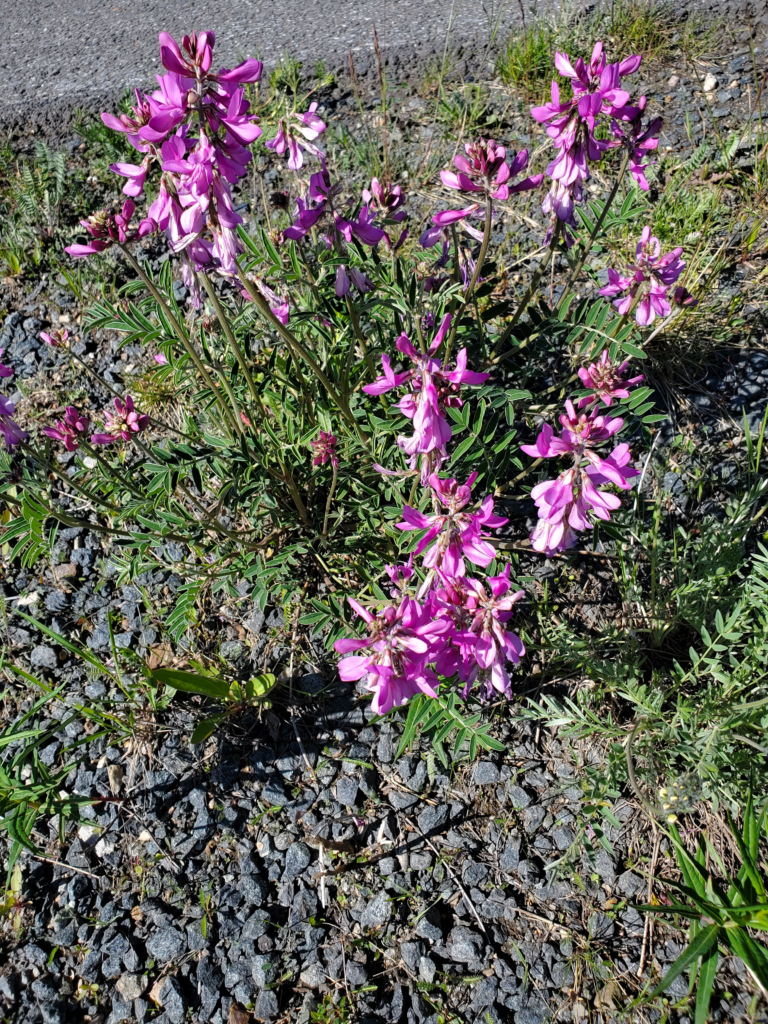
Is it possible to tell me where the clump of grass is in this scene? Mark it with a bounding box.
[497,23,556,97]
[437,84,496,136]
[268,53,303,104]
[497,0,719,101]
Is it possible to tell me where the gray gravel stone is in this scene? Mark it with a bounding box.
[617,870,645,897]
[157,977,185,1023]
[415,913,442,943]
[254,990,279,1019]
[361,891,391,929]
[300,963,326,987]
[30,644,58,670]
[447,926,481,962]
[146,927,186,963]
[473,761,500,785]
[499,836,521,873]
[462,861,488,886]
[116,974,148,1001]
[594,849,616,881]
[417,804,448,834]
[419,956,436,983]
[31,977,58,1002]
[344,961,367,985]
[336,776,358,807]
[262,777,290,806]
[106,997,133,1024]
[523,805,546,831]
[400,942,422,972]
[283,841,311,881]
[588,911,615,940]
[506,784,531,808]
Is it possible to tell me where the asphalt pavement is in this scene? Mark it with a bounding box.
[1,0,763,133]
[2,0,520,126]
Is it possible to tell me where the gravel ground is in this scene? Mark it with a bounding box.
[1,10,768,1024]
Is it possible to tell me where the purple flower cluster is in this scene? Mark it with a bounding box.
[531,42,660,245]
[266,103,326,170]
[44,407,90,452]
[91,396,150,446]
[521,359,643,555]
[0,395,28,449]
[335,471,523,712]
[68,31,264,295]
[363,314,489,482]
[0,350,26,448]
[335,314,524,711]
[277,163,389,295]
[599,225,687,326]
[310,430,339,469]
[421,140,542,255]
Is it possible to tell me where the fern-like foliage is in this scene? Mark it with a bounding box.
[11,141,66,240]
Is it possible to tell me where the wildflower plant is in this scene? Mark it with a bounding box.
[0,30,697,756]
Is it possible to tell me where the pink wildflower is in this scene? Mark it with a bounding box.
[0,350,13,379]
[441,140,543,201]
[334,596,450,715]
[599,225,685,326]
[432,566,525,698]
[528,444,639,555]
[44,406,90,452]
[39,328,70,348]
[608,96,662,191]
[522,396,640,555]
[363,178,407,222]
[91,395,149,445]
[0,395,29,448]
[396,472,507,579]
[65,201,155,259]
[310,431,339,469]
[363,315,488,480]
[577,351,644,407]
[266,103,326,170]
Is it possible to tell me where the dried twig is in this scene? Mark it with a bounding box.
[31,854,101,881]
[404,816,487,935]
[638,823,661,979]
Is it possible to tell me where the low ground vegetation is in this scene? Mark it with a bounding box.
[0,2,767,1022]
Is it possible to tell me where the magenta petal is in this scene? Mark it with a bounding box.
[334,637,369,654]
[338,655,371,682]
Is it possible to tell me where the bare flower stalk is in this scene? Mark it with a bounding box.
[118,244,242,435]
[199,272,263,417]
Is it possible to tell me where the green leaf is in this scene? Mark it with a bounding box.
[621,341,647,360]
[191,716,225,744]
[648,923,720,998]
[451,434,477,462]
[694,942,719,1024]
[245,674,278,701]
[151,669,230,699]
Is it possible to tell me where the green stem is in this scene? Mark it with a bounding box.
[79,441,144,499]
[487,222,560,365]
[445,193,493,365]
[200,272,261,416]
[555,149,630,315]
[236,263,366,443]
[23,443,120,514]
[346,294,376,377]
[118,244,241,435]
[322,461,338,540]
